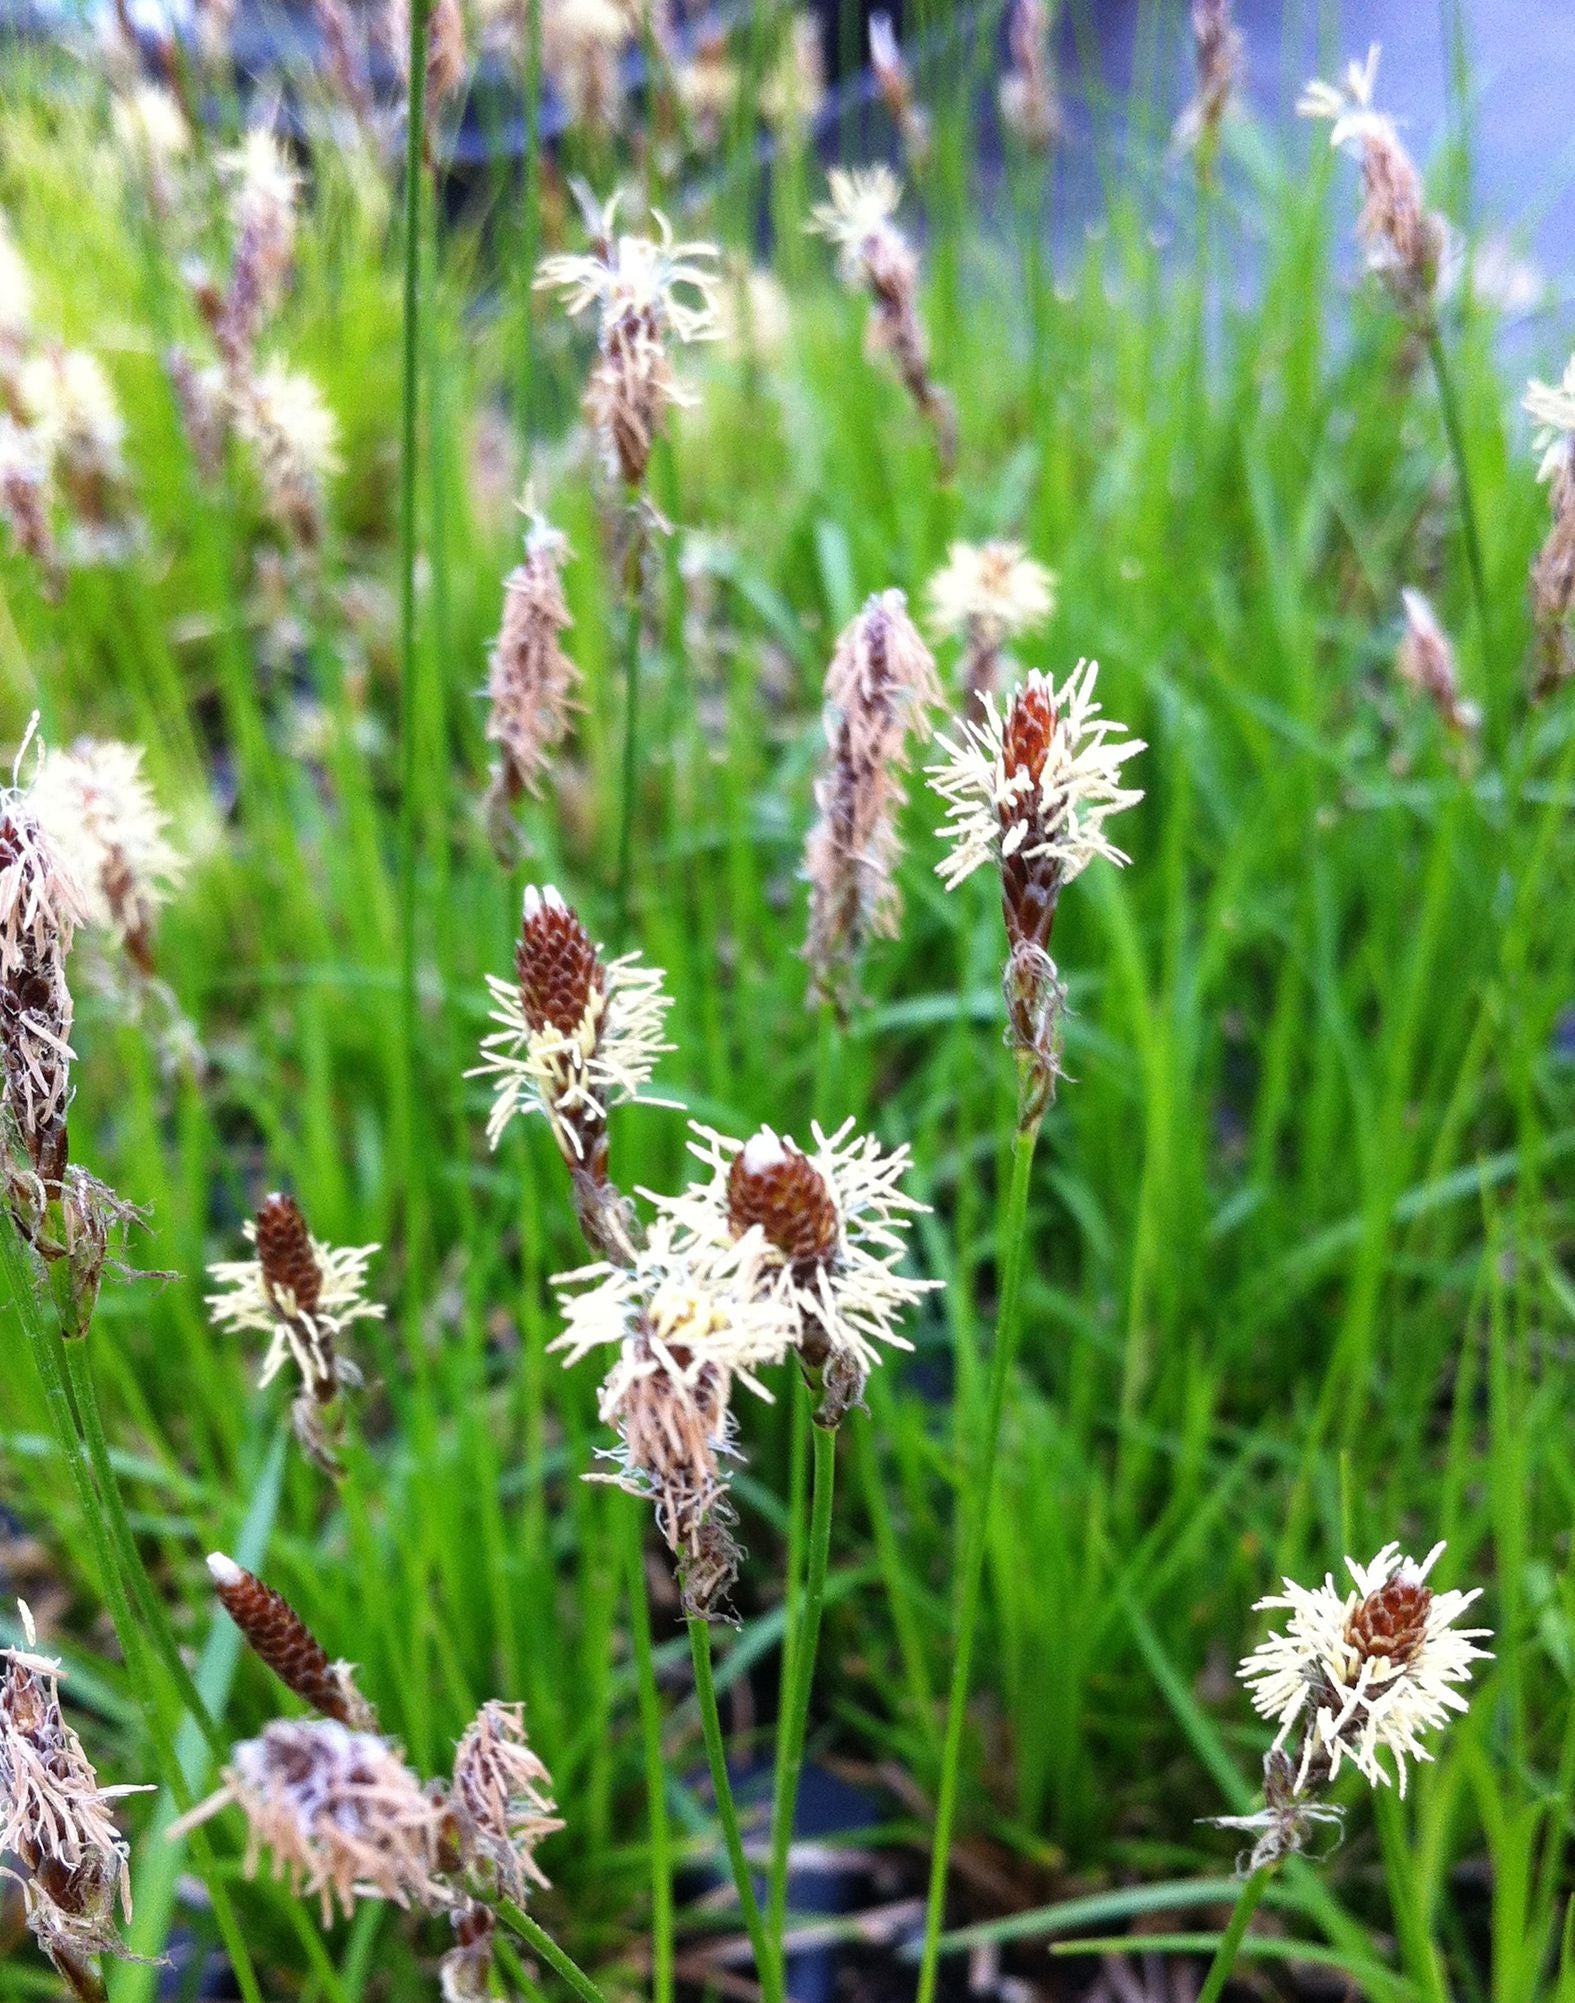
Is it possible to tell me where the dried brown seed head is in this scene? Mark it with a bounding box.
[255,1192,322,1315]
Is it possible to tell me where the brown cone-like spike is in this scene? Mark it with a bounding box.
[207,1554,371,1726]
[255,1193,322,1314]
[998,676,1060,954]
[516,891,605,1038]
[726,1142,839,1273]
[1346,1573,1433,1668]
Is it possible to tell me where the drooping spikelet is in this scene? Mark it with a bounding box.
[1,1603,152,1999]
[869,13,930,168]
[1298,47,1446,328]
[553,1221,786,1615]
[1174,0,1243,172]
[482,500,580,847]
[25,739,183,974]
[214,128,300,372]
[170,1718,449,1925]
[808,169,955,472]
[536,191,720,488]
[929,664,1143,1104]
[0,779,84,1190]
[207,1554,376,1728]
[1524,356,1575,691]
[1395,588,1478,733]
[998,0,1059,151]
[657,1119,936,1424]
[1239,1541,1491,1795]
[447,1700,562,1903]
[927,539,1056,724]
[803,590,941,1008]
[473,885,673,1255]
[206,1192,382,1470]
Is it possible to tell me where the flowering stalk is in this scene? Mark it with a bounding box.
[913,1118,1036,2003]
[809,168,956,475]
[686,1618,778,1998]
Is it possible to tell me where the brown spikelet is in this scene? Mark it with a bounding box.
[255,1193,322,1313]
[1346,1574,1433,1668]
[516,892,605,1037]
[727,1143,839,1272]
[998,675,1059,954]
[208,1555,372,1726]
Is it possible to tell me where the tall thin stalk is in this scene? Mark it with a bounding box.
[624,1515,674,2003]
[915,1105,1042,2003]
[687,1615,778,1998]
[613,501,647,945]
[398,0,433,1253]
[1195,1864,1275,2003]
[495,1899,613,2003]
[766,1414,836,1966]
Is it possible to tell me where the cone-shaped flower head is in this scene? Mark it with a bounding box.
[998,0,1059,150]
[536,190,720,487]
[171,1718,447,1924]
[655,1118,936,1423]
[483,499,579,820]
[803,589,941,1006]
[473,885,673,1170]
[1395,589,1478,733]
[232,362,339,548]
[1239,1541,1491,1795]
[216,127,299,367]
[1525,357,1575,690]
[207,1554,375,1729]
[207,1193,381,1468]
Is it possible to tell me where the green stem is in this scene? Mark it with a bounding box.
[1195,1866,1276,2003]
[494,1900,612,2003]
[398,0,432,1246]
[623,1516,674,2003]
[915,1108,1042,2003]
[766,1415,837,1969]
[1376,1786,1451,2002]
[614,498,646,948]
[686,1615,777,1997]
[1424,325,1489,667]
[60,1335,225,1760]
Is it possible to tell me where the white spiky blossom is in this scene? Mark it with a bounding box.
[552,1219,786,1610]
[1239,1541,1491,1795]
[536,193,720,486]
[206,1214,383,1395]
[928,662,1145,893]
[472,884,674,1156]
[927,540,1056,650]
[0,219,34,353]
[232,362,339,543]
[1524,357,1575,484]
[17,350,127,489]
[112,83,191,173]
[26,739,184,966]
[653,1119,936,1419]
[808,165,906,286]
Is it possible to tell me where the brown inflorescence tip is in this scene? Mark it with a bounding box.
[207,1554,373,1728]
[998,674,1059,954]
[1345,1570,1433,1669]
[254,1193,322,1315]
[516,885,605,1038]
[726,1132,839,1274]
